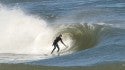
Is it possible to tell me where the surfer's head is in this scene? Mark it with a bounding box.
[59,34,62,37]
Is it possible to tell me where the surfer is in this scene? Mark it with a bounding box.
[51,34,67,54]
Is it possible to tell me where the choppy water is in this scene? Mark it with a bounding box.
[0,0,125,67]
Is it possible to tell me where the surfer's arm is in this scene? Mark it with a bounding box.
[60,39,67,48]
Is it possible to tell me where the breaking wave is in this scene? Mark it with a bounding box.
[57,23,108,52]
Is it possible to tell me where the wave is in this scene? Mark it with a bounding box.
[57,23,106,52]
[0,3,119,55]
[0,3,107,58]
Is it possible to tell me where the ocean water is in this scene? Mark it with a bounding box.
[0,0,125,68]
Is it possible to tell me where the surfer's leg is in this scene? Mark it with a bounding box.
[51,45,56,54]
[56,44,60,52]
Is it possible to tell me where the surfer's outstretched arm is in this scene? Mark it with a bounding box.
[60,39,67,48]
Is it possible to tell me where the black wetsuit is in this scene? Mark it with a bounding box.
[51,36,62,54]
[53,37,62,45]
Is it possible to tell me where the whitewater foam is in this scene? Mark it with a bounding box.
[0,4,56,54]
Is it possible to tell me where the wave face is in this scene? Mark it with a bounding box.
[0,0,125,67]
[58,24,104,51]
